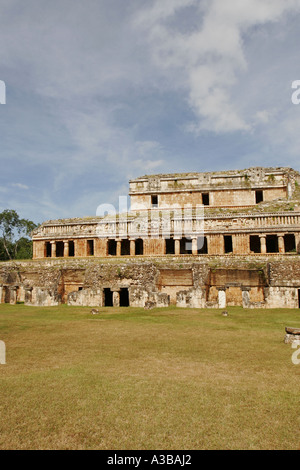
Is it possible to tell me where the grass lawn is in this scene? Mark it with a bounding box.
[0,304,299,450]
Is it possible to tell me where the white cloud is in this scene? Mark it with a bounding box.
[133,0,300,133]
[0,0,300,221]
[11,183,29,190]
[254,110,273,125]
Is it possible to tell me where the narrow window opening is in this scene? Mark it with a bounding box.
[45,242,51,258]
[224,235,233,254]
[298,289,300,309]
[256,190,263,204]
[202,193,210,206]
[151,195,158,207]
[69,240,75,257]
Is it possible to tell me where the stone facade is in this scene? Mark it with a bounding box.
[31,167,300,261]
[1,166,300,309]
[0,256,300,309]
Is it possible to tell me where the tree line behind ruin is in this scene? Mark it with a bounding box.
[0,209,37,260]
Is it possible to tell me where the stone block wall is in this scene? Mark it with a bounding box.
[0,256,299,309]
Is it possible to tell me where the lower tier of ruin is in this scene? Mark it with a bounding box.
[1,255,300,309]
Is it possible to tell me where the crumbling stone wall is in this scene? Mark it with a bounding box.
[0,256,299,309]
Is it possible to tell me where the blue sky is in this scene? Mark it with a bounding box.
[1,0,300,224]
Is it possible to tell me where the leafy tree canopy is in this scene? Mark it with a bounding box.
[0,209,38,260]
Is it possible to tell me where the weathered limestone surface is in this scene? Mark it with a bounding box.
[8,167,300,309]
[129,167,299,210]
[284,327,300,344]
[0,255,299,308]
[32,167,300,261]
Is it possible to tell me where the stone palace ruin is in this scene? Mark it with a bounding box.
[1,166,300,309]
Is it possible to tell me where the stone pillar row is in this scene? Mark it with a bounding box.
[40,232,299,258]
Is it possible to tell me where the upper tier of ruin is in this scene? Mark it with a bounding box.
[129,167,300,210]
[31,166,300,260]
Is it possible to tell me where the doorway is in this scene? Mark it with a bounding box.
[56,241,64,257]
[104,288,113,307]
[120,288,129,307]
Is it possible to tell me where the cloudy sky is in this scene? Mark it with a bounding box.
[1,0,300,224]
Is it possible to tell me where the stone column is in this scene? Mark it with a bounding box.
[50,241,56,258]
[116,240,121,257]
[259,235,266,254]
[296,233,300,254]
[242,287,251,308]
[174,238,180,255]
[24,287,33,304]
[217,287,226,309]
[0,285,3,304]
[278,235,285,254]
[113,290,120,307]
[64,241,69,257]
[9,286,17,305]
[192,238,198,255]
[130,239,136,256]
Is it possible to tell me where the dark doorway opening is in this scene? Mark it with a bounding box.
[151,195,158,207]
[250,235,261,253]
[69,240,75,257]
[121,239,130,256]
[224,235,233,253]
[197,236,208,254]
[87,240,94,256]
[45,242,51,257]
[202,193,210,206]
[56,241,64,257]
[108,240,117,256]
[165,238,175,255]
[120,288,129,307]
[266,235,279,253]
[256,190,263,204]
[298,289,300,309]
[104,288,113,307]
[284,234,296,253]
[180,237,192,254]
[135,238,143,255]
[4,287,10,303]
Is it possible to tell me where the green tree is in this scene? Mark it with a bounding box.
[0,209,37,261]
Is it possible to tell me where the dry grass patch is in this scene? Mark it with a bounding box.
[0,304,299,449]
